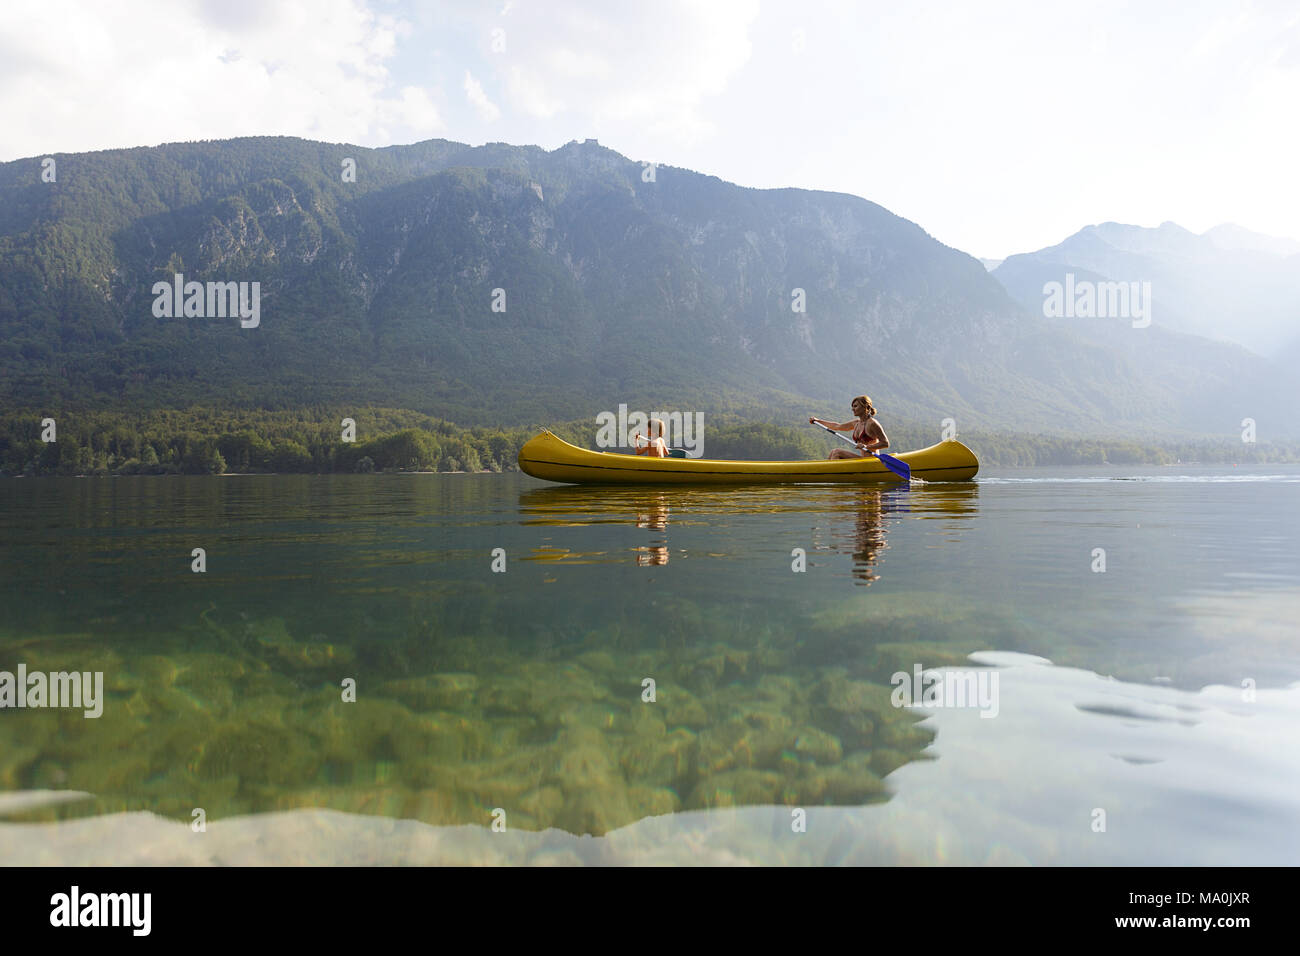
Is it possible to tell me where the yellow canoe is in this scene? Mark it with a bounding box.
[517,430,979,484]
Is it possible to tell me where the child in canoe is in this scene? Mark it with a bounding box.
[810,395,890,459]
[632,418,669,457]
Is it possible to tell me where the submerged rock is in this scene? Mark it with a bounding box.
[620,727,696,788]
[379,673,478,711]
[687,769,782,809]
[554,785,634,836]
[791,727,843,765]
[2,622,935,838]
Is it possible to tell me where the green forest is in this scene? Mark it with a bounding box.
[5,136,1296,440]
[1,407,1294,477]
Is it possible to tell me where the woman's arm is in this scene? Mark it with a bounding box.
[809,417,857,430]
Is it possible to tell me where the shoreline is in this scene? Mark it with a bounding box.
[4,469,505,478]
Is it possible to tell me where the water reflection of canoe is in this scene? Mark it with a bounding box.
[518,430,979,485]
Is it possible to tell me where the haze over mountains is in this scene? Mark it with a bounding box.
[993,221,1300,358]
[1,136,1296,439]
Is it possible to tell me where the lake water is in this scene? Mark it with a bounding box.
[1,466,1298,864]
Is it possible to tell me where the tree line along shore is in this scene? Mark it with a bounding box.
[1,408,1294,477]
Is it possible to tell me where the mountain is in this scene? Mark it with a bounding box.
[992,221,1300,357]
[1,137,1296,437]
[1203,223,1300,259]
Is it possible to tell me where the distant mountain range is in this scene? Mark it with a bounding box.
[1,137,1296,438]
[992,221,1300,358]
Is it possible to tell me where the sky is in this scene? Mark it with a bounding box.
[1,0,1297,258]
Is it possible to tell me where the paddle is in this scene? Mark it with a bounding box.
[810,420,912,481]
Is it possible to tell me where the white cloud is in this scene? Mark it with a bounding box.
[475,0,758,145]
[0,0,441,159]
[506,65,565,120]
[463,70,500,122]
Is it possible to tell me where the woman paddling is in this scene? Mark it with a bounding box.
[810,395,890,460]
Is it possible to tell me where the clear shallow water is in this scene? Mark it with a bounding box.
[1,465,1298,864]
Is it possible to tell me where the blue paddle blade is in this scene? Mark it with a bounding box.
[876,452,911,481]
